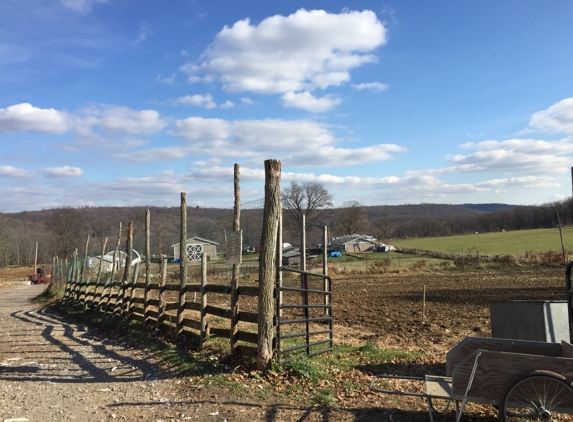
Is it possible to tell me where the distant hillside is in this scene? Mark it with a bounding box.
[0,199,564,268]
[364,203,486,219]
[461,203,515,212]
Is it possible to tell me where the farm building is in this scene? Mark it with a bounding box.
[331,235,378,252]
[282,250,301,266]
[89,250,141,272]
[172,236,219,262]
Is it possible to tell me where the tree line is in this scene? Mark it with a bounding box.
[1,181,572,267]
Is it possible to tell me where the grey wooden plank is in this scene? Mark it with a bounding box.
[425,375,453,399]
[447,336,562,376]
[452,349,573,406]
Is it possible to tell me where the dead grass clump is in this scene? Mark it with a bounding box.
[538,250,565,266]
[368,258,391,274]
[497,255,520,267]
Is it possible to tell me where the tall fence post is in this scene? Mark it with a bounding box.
[277,205,283,318]
[257,159,281,371]
[323,225,330,315]
[157,255,167,331]
[65,255,74,298]
[177,192,187,339]
[127,261,139,319]
[118,221,133,315]
[93,237,108,309]
[34,241,38,274]
[144,209,151,328]
[200,252,208,348]
[80,234,90,305]
[73,249,81,301]
[230,163,241,355]
[300,214,307,317]
[105,222,122,312]
[52,256,57,285]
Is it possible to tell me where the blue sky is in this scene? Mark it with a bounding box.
[1,0,573,212]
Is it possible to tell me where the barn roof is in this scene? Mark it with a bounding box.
[331,234,378,245]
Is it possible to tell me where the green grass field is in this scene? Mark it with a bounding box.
[390,227,573,256]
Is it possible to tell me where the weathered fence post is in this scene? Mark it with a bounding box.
[76,235,90,304]
[34,241,38,274]
[323,225,329,315]
[104,222,122,312]
[119,221,134,315]
[257,159,281,371]
[73,249,81,301]
[177,193,187,339]
[300,214,308,317]
[144,209,151,328]
[65,255,74,298]
[157,255,167,331]
[52,256,57,285]
[230,163,241,355]
[277,205,283,318]
[93,237,108,309]
[200,251,208,348]
[127,261,139,319]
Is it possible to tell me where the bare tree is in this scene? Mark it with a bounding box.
[338,200,368,235]
[47,208,85,258]
[281,181,333,228]
[375,206,394,240]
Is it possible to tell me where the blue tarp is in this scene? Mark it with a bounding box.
[328,251,341,258]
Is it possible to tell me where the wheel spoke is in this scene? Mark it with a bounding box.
[503,373,573,421]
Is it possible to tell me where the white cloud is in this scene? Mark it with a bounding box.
[219,100,235,109]
[0,166,35,178]
[60,0,109,14]
[0,103,69,134]
[446,137,573,174]
[92,105,168,135]
[241,97,255,105]
[280,91,342,112]
[156,73,177,85]
[352,82,389,92]
[135,21,153,44]
[529,98,573,133]
[42,166,84,178]
[114,146,194,162]
[168,117,405,167]
[170,94,217,109]
[181,9,387,94]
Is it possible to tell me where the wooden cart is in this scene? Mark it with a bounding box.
[370,336,573,421]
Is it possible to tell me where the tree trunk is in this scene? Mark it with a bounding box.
[257,159,281,371]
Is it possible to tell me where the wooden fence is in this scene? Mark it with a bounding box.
[61,252,260,355]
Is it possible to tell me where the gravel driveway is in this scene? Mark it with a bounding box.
[0,285,348,422]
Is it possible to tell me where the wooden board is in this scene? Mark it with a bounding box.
[452,349,573,405]
[425,375,454,399]
[446,337,562,376]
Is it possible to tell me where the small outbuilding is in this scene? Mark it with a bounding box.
[90,250,141,272]
[331,235,378,253]
[282,250,301,266]
[172,236,219,262]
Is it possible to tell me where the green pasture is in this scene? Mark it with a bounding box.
[391,227,573,256]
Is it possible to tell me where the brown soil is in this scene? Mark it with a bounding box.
[0,265,568,421]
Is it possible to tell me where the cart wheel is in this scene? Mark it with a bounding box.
[502,370,573,421]
[428,398,453,414]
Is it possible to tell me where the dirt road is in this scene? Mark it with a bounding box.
[0,285,390,422]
